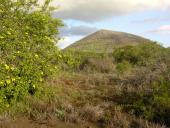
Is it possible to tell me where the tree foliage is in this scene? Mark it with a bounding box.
[0,0,63,111]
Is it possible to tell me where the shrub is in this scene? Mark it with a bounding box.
[113,45,140,65]
[113,42,164,66]
[0,0,63,112]
[116,61,131,75]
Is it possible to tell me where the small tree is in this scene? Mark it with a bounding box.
[0,0,63,111]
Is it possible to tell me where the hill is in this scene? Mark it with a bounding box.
[65,29,152,53]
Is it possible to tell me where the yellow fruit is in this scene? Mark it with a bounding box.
[35,54,39,58]
[11,67,15,71]
[17,51,21,54]
[12,78,16,82]
[33,85,36,88]
[6,79,11,84]
[41,71,44,75]
[0,81,4,87]
[26,26,29,29]
[7,31,11,35]
[0,36,4,39]
[39,78,43,82]
[28,80,31,83]
[5,64,10,70]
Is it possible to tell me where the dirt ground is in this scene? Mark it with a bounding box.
[0,117,96,128]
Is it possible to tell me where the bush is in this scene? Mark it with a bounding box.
[116,61,131,75]
[113,42,164,66]
[113,45,140,65]
[0,0,63,112]
[112,75,170,126]
[112,43,170,126]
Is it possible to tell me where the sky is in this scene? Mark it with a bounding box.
[45,0,170,48]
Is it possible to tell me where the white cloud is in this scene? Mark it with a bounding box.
[57,36,83,49]
[49,0,170,22]
[57,37,71,49]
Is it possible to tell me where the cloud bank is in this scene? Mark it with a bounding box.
[51,0,170,22]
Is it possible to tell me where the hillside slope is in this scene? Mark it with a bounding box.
[65,29,152,53]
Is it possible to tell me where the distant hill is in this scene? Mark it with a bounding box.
[65,29,152,53]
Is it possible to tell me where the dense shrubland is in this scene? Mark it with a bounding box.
[112,43,170,126]
[0,0,170,128]
[61,42,170,127]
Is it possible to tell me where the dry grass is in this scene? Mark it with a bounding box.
[80,105,104,122]
[0,72,166,128]
[66,29,151,53]
[110,110,165,128]
[79,57,116,73]
[44,73,165,128]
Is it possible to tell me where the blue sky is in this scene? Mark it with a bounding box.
[48,0,170,48]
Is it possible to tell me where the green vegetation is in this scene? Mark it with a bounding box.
[0,0,63,112]
[62,42,170,127]
[113,42,165,65]
[0,1,170,128]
